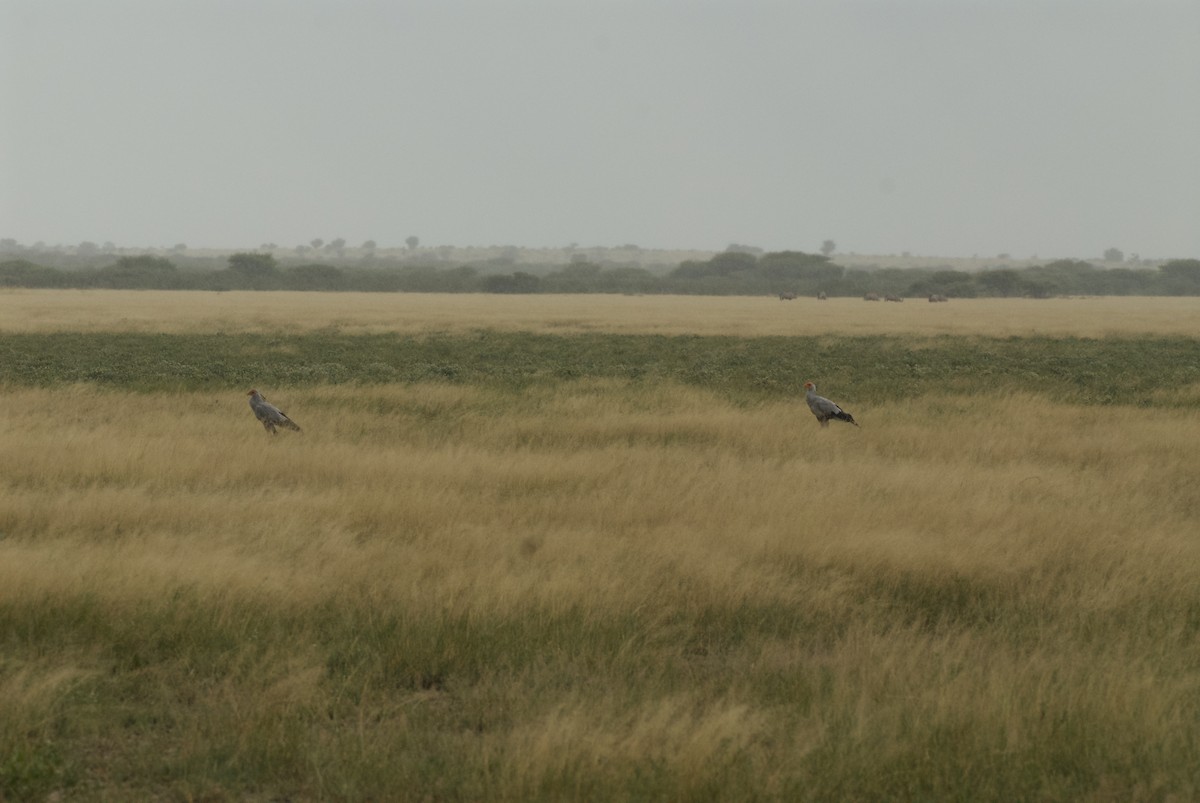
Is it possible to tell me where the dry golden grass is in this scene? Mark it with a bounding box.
[3,290,1199,797]
[7,381,1195,611]
[5,288,1200,337]
[3,381,1199,798]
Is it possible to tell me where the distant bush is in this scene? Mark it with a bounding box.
[906,269,977,298]
[1158,259,1200,295]
[287,264,345,291]
[482,272,543,293]
[0,259,68,287]
[0,251,1192,297]
[92,256,178,289]
[226,252,281,289]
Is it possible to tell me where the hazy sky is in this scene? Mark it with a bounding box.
[3,0,1198,258]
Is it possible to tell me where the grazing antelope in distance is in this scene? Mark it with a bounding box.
[884,294,903,302]
[928,294,949,302]
[817,291,827,300]
[863,292,881,301]
[804,382,859,428]
[779,292,796,301]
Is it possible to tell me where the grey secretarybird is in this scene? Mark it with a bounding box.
[247,390,302,434]
[804,382,858,427]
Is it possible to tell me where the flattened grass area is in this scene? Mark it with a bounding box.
[2,315,1200,799]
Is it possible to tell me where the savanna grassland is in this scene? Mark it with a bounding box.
[2,291,1200,801]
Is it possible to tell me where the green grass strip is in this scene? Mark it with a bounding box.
[1,331,1198,405]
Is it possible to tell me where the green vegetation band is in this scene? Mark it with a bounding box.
[1,331,1196,405]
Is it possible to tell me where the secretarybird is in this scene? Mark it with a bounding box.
[247,389,302,434]
[804,382,858,428]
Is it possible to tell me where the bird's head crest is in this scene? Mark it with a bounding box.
[247,389,258,396]
[804,382,815,390]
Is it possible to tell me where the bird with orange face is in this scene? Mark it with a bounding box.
[804,382,858,428]
[247,389,302,434]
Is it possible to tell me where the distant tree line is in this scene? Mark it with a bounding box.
[3,251,1200,298]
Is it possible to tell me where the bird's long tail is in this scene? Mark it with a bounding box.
[834,411,858,427]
